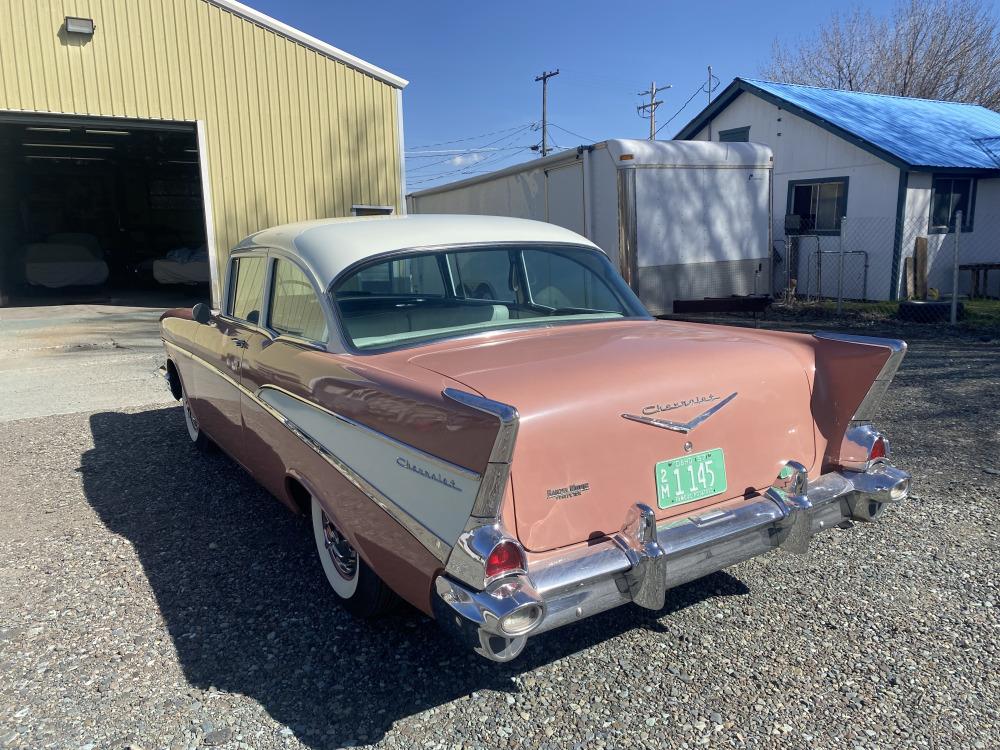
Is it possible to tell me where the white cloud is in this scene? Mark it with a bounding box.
[448,153,484,167]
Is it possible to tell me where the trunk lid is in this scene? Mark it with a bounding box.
[408,320,816,552]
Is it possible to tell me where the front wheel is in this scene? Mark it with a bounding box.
[311,496,396,617]
[179,376,213,451]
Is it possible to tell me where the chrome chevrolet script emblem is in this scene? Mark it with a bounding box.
[396,456,462,492]
[641,393,719,416]
[622,392,738,434]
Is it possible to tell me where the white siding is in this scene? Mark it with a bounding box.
[902,175,1000,297]
[690,92,902,299]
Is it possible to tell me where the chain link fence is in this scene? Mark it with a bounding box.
[765,210,1000,334]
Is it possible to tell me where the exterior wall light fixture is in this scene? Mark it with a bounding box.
[64,16,96,36]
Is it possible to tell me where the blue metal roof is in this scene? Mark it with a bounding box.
[678,78,1000,171]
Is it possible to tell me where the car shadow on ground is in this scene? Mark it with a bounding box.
[81,406,749,749]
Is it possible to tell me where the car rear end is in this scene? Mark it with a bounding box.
[428,328,910,661]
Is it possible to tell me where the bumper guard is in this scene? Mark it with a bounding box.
[433,462,910,661]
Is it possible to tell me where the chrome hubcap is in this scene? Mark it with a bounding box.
[322,512,358,580]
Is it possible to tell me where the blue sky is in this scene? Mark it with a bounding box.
[248,0,906,188]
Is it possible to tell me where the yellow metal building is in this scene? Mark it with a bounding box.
[0,0,406,304]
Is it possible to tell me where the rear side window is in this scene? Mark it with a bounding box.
[268,259,328,342]
[229,256,267,324]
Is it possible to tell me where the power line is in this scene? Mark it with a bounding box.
[549,123,597,143]
[405,146,528,159]
[406,129,536,181]
[406,126,532,173]
[653,73,721,137]
[412,132,537,177]
[407,123,531,150]
[407,147,535,185]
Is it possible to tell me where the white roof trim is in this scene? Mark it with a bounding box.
[207,0,408,89]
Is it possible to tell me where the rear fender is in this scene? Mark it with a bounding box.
[811,333,906,469]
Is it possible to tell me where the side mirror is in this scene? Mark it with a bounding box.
[192,302,212,325]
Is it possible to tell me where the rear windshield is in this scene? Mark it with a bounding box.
[332,245,648,350]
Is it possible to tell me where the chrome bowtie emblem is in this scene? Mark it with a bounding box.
[622,392,738,434]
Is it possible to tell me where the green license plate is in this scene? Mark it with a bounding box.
[655,448,727,509]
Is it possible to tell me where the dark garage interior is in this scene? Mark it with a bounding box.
[0,116,210,307]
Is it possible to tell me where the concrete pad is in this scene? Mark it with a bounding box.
[0,303,181,421]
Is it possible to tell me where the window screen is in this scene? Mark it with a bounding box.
[268,260,328,341]
[229,256,267,324]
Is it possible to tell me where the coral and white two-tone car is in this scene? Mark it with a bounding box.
[159,215,910,662]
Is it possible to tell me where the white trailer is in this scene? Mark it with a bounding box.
[407,139,773,315]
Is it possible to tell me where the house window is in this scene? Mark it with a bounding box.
[718,126,750,142]
[929,176,975,232]
[787,178,848,234]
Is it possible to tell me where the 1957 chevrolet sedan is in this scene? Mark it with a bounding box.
[159,215,910,661]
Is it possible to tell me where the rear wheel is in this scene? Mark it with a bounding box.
[311,496,396,617]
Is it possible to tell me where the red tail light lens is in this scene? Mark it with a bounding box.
[868,435,887,461]
[485,540,525,579]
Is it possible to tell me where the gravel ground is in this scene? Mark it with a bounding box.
[1,329,998,750]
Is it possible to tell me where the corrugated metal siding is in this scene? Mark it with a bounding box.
[0,0,402,297]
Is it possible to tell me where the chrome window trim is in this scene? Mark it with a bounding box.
[328,242,651,357]
[163,340,480,562]
[262,250,337,351]
[813,332,907,422]
[223,248,270,323]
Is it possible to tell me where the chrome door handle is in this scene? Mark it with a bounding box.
[230,337,248,349]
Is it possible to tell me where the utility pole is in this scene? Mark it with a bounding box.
[707,65,713,105]
[535,69,560,157]
[637,80,672,140]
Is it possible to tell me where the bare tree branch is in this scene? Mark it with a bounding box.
[761,0,1000,110]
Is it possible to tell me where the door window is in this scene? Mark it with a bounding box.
[268,259,328,341]
[229,256,267,324]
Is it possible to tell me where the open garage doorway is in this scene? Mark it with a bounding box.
[0,113,211,308]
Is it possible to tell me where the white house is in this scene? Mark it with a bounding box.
[676,78,1000,300]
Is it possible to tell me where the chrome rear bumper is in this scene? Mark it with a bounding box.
[433,462,910,661]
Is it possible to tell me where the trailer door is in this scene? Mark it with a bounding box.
[545,162,585,235]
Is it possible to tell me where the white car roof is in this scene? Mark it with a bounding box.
[237,215,601,286]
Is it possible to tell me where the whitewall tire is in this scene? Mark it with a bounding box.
[310,495,396,617]
[312,496,360,599]
[179,378,212,450]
